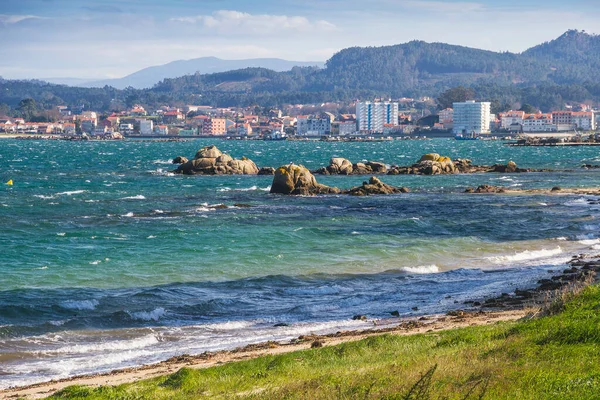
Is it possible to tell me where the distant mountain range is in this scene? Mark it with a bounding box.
[2,30,600,113]
[43,57,325,89]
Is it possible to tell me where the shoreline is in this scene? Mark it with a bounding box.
[3,254,598,399]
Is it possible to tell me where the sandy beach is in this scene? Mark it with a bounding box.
[0,308,528,399]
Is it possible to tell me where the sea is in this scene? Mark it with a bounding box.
[1,138,600,389]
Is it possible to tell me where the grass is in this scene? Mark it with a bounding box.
[49,285,600,399]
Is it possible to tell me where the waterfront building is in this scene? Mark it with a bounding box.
[572,111,595,131]
[202,118,227,136]
[154,125,169,135]
[499,110,525,131]
[522,114,555,132]
[296,116,332,136]
[138,119,154,135]
[438,108,454,129]
[80,118,97,134]
[119,123,135,136]
[452,101,491,135]
[356,101,399,133]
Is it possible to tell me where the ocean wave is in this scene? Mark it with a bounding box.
[121,195,146,200]
[128,308,166,321]
[218,186,271,192]
[56,190,87,196]
[122,212,135,217]
[59,299,99,311]
[34,195,55,200]
[579,238,600,246]
[401,265,440,274]
[39,333,160,355]
[486,247,563,264]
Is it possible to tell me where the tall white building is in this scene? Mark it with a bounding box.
[452,101,491,135]
[138,119,154,135]
[356,102,399,133]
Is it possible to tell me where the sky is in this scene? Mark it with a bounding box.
[0,0,599,80]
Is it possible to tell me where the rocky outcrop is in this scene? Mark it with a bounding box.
[172,156,188,164]
[388,153,457,175]
[344,177,410,196]
[388,154,531,175]
[258,167,276,175]
[174,146,259,175]
[270,164,340,195]
[464,185,506,193]
[314,158,388,175]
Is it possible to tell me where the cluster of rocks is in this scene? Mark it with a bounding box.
[173,146,259,175]
[345,177,410,196]
[388,154,458,175]
[269,164,410,196]
[313,158,387,175]
[387,154,530,176]
[464,185,507,193]
[479,255,599,310]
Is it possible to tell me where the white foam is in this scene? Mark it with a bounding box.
[128,308,166,321]
[579,238,600,245]
[121,195,146,200]
[487,247,563,264]
[41,334,159,355]
[89,260,102,265]
[401,265,440,274]
[57,233,66,236]
[60,299,99,311]
[122,212,135,217]
[34,195,55,199]
[56,190,87,196]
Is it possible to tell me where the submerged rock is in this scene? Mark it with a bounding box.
[465,185,506,193]
[344,177,409,196]
[258,167,276,176]
[174,145,259,175]
[270,164,340,195]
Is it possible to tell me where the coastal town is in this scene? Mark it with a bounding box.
[0,98,599,140]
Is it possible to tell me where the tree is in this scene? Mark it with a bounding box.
[437,86,475,109]
[519,103,537,114]
[17,98,37,121]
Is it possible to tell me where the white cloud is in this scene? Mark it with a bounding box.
[0,14,46,25]
[170,10,337,35]
[402,0,484,13]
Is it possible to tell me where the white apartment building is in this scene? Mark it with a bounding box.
[452,101,491,135]
[138,119,154,135]
[296,116,331,136]
[356,102,399,133]
[438,108,454,129]
[572,112,595,131]
[522,114,555,132]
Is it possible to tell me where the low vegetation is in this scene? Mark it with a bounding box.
[49,284,600,399]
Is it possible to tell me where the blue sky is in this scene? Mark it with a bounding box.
[0,0,599,80]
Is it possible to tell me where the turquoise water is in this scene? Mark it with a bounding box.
[1,138,600,388]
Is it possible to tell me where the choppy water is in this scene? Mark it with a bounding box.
[1,138,600,388]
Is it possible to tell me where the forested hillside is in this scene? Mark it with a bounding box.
[1,30,600,114]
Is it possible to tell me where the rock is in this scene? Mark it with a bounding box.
[367,161,387,174]
[228,159,259,175]
[420,153,441,162]
[390,310,400,317]
[345,177,409,196]
[467,185,506,193]
[258,167,276,175]
[329,157,354,175]
[174,145,259,175]
[551,186,561,192]
[270,164,340,196]
[506,160,517,173]
[216,154,233,164]
[193,157,217,169]
[352,314,367,321]
[172,156,188,164]
[311,340,323,348]
[352,162,372,175]
[194,145,222,159]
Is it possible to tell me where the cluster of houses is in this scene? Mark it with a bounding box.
[437,102,597,135]
[1,99,599,138]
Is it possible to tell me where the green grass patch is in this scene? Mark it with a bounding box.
[50,285,600,399]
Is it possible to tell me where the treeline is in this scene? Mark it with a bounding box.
[2,30,600,116]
